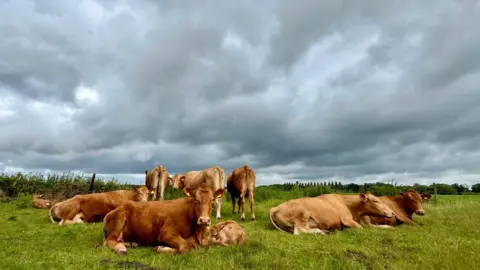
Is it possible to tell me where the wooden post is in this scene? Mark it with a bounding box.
[433,182,438,204]
[89,173,96,193]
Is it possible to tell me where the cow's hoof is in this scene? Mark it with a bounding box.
[251,217,256,221]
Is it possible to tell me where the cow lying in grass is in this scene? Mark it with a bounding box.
[49,187,149,225]
[32,194,52,209]
[202,220,247,247]
[268,192,395,235]
[103,183,226,255]
[361,189,425,227]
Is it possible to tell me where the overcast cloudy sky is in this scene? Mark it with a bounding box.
[1,0,480,186]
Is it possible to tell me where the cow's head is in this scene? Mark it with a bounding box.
[399,189,425,216]
[183,183,225,226]
[132,186,150,202]
[171,174,185,189]
[360,192,395,218]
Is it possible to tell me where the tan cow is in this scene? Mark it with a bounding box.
[49,187,149,225]
[268,192,395,235]
[361,189,425,227]
[102,183,226,255]
[171,166,226,219]
[421,193,432,201]
[227,165,256,221]
[145,165,171,201]
[32,193,52,209]
[202,220,247,247]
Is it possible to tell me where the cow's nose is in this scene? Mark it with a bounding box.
[416,210,425,216]
[198,217,211,225]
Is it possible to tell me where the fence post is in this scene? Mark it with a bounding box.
[433,182,438,204]
[89,173,96,193]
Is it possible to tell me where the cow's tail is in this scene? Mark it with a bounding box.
[49,202,62,224]
[268,206,290,233]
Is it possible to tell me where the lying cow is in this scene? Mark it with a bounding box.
[227,165,256,221]
[202,220,247,247]
[32,193,52,209]
[171,166,226,219]
[145,164,171,201]
[268,192,395,235]
[49,186,149,225]
[421,193,432,201]
[103,183,225,255]
[361,189,425,227]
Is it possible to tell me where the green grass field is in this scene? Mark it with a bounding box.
[1,194,479,270]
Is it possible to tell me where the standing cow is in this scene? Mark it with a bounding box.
[171,166,226,219]
[227,165,256,221]
[145,165,171,201]
[103,183,226,255]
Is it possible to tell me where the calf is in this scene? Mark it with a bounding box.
[362,189,425,226]
[145,164,171,201]
[202,220,247,247]
[171,166,226,219]
[32,193,52,209]
[268,192,395,235]
[227,165,256,221]
[49,187,149,225]
[103,183,226,255]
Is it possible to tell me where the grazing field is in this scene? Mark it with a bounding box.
[0,194,479,270]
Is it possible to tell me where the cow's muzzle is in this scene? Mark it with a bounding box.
[198,217,211,226]
[415,210,425,216]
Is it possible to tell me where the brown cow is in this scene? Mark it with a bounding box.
[361,189,425,227]
[32,193,52,209]
[421,193,432,200]
[202,220,247,247]
[102,183,226,255]
[49,186,149,225]
[145,165,171,201]
[268,192,395,235]
[227,165,256,221]
[171,166,226,219]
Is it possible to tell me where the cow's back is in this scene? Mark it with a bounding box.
[123,198,195,245]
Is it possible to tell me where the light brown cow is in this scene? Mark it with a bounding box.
[49,187,149,225]
[102,183,226,255]
[268,192,395,235]
[227,165,256,221]
[171,166,226,219]
[202,220,247,247]
[361,189,425,227]
[32,193,52,209]
[145,165,171,201]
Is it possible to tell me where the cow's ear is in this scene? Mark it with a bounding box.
[183,187,193,197]
[180,176,186,183]
[145,170,148,175]
[359,193,367,202]
[132,186,138,192]
[214,188,226,199]
[399,192,406,197]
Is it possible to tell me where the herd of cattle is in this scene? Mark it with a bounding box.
[29,164,432,255]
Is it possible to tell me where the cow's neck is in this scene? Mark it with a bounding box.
[340,195,365,217]
[389,195,412,216]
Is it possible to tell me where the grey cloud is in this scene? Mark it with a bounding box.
[1,0,480,186]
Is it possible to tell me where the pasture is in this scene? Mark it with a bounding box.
[1,192,479,270]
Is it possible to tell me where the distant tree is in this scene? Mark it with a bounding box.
[471,183,480,193]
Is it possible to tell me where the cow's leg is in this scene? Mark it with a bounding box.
[239,196,246,220]
[215,196,222,219]
[340,218,363,229]
[248,191,255,220]
[157,183,165,201]
[231,194,236,213]
[103,211,128,255]
[157,233,191,254]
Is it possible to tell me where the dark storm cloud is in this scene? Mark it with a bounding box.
[1,0,480,186]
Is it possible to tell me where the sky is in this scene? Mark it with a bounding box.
[1,0,480,187]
